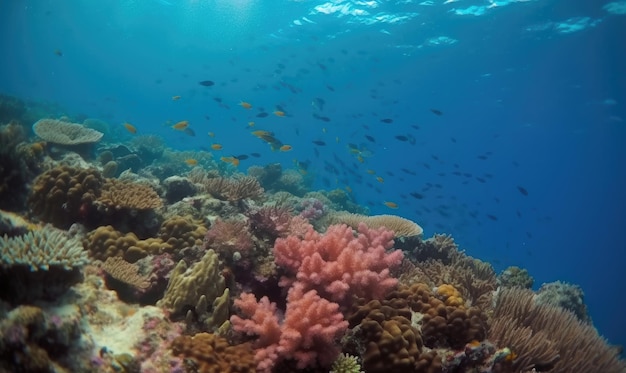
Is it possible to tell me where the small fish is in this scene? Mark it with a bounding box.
[123,122,137,134]
[235,154,249,160]
[247,121,255,127]
[517,186,529,196]
[410,192,424,199]
[395,135,408,141]
[430,108,443,116]
[208,132,215,137]
[199,80,215,86]
[279,145,292,152]
[273,110,286,117]
[365,135,376,143]
[183,128,196,137]
[185,159,198,166]
[366,169,376,175]
[380,118,393,123]
[54,49,63,57]
[250,153,261,158]
[220,156,240,167]
[383,201,398,209]
[376,176,384,183]
[486,214,498,221]
[312,140,326,146]
[211,144,223,150]
[252,130,274,138]
[172,95,181,101]
[172,120,189,130]
[239,101,252,109]
[256,112,269,118]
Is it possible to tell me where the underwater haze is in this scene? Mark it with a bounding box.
[1,0,626,366]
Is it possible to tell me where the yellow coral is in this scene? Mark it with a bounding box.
[435,284,465,308]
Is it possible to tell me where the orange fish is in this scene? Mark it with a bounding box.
[211,144,223,151]
[383,201,398,209]
[273,110,285,117]
[172,120,189,130]
[123,122,137,134]
[239,101,252,109]
[172,95,181,101]
[220,156,240,167]
[185,159,198,166]
[376,176,384,183]
[252,130,273,138]
[279,145,292,152]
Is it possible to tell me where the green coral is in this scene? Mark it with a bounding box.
[497,266,534,289]
[331,353,363,373]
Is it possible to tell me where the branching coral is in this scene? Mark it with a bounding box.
[230,283,348,372]
[274,223,403,305]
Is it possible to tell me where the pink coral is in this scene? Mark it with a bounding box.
[273,223,403,304]
[230,284,348,372]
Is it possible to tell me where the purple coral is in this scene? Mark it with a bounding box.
[298,198,326,221]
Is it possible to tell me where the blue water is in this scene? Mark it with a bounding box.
[1,0,625,349]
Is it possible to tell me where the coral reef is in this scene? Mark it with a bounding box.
[196,175,264,201]
[97,179,163,211]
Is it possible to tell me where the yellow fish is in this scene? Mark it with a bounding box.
[248,121,255,127]
[208,132,215,138]
[279,145,292,152]
[273,110,285,117]
[366,169,376,175]
[211,144,223,151]
[376,176,384,183]
[172,120,189,130]
[185,159,198,166]
[172,95,181,101]
[239,101,252,109]
[220,156,240,167]
[123,122,137,134]
[383,201,398,209]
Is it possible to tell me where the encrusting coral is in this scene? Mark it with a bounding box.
[171,332,256,373]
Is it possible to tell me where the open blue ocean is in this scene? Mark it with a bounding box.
[1,0,625,371]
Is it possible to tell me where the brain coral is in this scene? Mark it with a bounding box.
[32,118,103,145]
[28,165,104,229]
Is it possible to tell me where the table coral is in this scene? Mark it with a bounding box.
[273,222,403,304]
[32,118,103,145]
